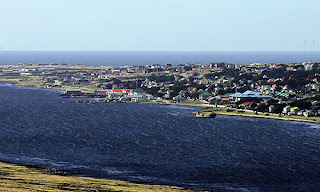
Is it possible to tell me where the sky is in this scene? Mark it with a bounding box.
[0,0,319,51]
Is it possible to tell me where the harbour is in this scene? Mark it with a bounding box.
[0,82,319,191]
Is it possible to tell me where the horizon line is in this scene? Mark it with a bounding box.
[0,50,319,52]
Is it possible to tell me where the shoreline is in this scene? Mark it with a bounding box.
[0,81,208,191]
[0,81,319,191]
[194,105,320,124]
[0,160,204,192]
[144,100,320,124]
[1,80,320,124]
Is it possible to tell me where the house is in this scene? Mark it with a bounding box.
[199,92,213,100]
[179,90,187,96]
[297,110,304,116]
[146,94,154,100]
[230,90,272,101]
[20,72,32,76]
[187,87,197,93]
[166,90,174,94]
[282,106,291,114]
[131,88,146,96]
[208,97,216,103]
[131,97,149,102]
[240,101,250,108]
[290,107,300,114]
[163,93,170,99]
[209,62,225,69]
[221,93,232,102]
[112,89,124,93]
[269,105,275,113]
[54,80,62,87]
[126,88,147,100]
[303,110,315,117]
[109,93,122,98]
[95,90,113,97]
[38,68,56,71]
[276,92,289,99]
[173,95,186,103]
[197,89,205,94]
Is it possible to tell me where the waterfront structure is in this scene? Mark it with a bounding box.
[64,89,83,96]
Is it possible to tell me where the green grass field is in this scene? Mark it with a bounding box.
[182,100,205,105]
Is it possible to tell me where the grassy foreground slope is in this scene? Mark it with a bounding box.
[0,162,201,192]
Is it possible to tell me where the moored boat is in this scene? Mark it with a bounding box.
[193,111,216,118]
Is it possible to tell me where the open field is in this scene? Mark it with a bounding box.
[181,100,205,105]
[0,76,101,93]
[0,161,202,192]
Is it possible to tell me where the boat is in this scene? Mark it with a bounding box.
[193,111,216,118]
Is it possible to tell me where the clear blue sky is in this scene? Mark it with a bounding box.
[0,0,319,51]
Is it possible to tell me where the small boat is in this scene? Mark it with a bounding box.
[193,111,216,118]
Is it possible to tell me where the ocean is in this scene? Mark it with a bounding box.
[0,82,320,192]
[0,51,319,66]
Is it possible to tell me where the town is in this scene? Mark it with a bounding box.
[1,61,320,121]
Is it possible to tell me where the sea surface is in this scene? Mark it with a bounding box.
[0,82,320,192]
[0,51,319,66]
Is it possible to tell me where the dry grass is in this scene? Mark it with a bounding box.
[0,162,202,192]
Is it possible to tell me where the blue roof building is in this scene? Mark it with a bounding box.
[230,90,272,100]
[133,88,146,93]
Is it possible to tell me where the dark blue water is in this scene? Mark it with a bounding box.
[0,51,319,65]
[0,82,320,192]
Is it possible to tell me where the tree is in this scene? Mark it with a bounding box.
[238,86,251,93]
[112,79,122,85]
[143,87,160,95]
[273,104,285,114]
[217,89,225,95]
[256,103,267,112]
[292,99,312,110]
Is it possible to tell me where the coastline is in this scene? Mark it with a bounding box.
[0,161,203,192]
[201,107,320,124]
[0,81,207,191]
[1,80,319,124]
[0,81,319,191]
[144,100,320,124]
